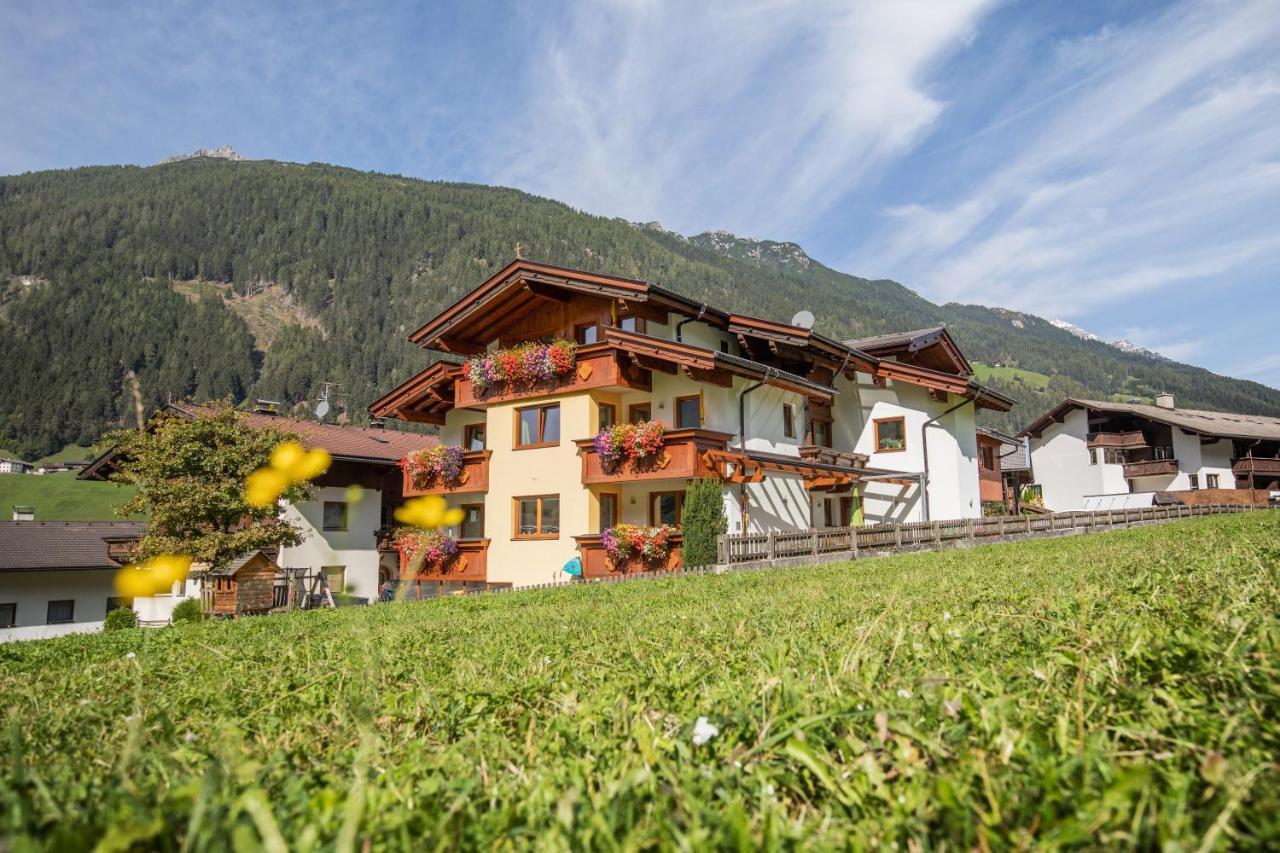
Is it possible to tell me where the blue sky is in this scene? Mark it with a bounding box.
[3,0,1278,388]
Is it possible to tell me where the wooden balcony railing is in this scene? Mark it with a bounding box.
[1087,431,1148,449]
[403,450,491,497]
[401,538,489,582]
[575,429,732,485]
[1232,456,1280,476]
[455,344,651,408]
[1123,458,1179,479]
[574,533,682,578]
[105,538,141,564]
[799,445,870,469]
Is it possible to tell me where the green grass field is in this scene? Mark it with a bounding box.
[0,471,142,521]
[971,362,1051,391]
[2,513,1277,848]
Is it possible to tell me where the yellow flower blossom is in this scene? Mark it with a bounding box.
[115,554,194,598]
[394,495,464,529]
[244,440,333,508]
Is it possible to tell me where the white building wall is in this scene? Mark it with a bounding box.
[277,487,385,602]
[0,569,116,641]
[1029,409,1104,511]
[1198,439,1236,488]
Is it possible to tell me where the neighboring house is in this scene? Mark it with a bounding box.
[80,404,440,603]
[1022,394,1280,511]
[370,260,1013,588]
[0,521,147,641]
[976,427,1033,508]
[0,458,34,474]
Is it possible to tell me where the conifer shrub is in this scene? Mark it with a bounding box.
[681,477,727,566]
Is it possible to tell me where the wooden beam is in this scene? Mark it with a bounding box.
[634,354,678,375]
[684,365,733,387]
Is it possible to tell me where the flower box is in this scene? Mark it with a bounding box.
[466,340,577,397]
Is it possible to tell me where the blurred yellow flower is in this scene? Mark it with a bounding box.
[115,554,194,598]
[344,484,366,505]
[244,440,333,508]
[394,496,464,530]
[245,468,288,509]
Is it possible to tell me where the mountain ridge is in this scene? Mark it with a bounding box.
[1,158,1276,458]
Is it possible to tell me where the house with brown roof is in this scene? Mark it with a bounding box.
[0,521,147,641]
[1021,394,1280,511]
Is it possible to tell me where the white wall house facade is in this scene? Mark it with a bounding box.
[1023,396,1280,512]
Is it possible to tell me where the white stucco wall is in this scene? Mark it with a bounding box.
[0,569,116,641]
[1029,409,1110,511]
[277,487,385,601]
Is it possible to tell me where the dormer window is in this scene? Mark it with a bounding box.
[619,315,646,334]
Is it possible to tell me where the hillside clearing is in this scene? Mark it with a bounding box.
[1,512,1277,848]
[971,362,1051,391]
[0,472,141,521]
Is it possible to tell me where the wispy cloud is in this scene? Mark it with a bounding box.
[490,0,997,237]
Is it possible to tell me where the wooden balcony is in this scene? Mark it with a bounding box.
[402,450,491,497]
[1232,456,1280,477]
[575,429,732,485]
[799,445,870,469]
[1123,458,1179,479]
[104,537,141,564]
[455,344,651,408]
[401,538,489,582]
[574,533,682,578]
[1088,431,1148,449]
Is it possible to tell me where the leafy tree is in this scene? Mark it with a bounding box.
[110,405,307,568]
[681,478,728,567]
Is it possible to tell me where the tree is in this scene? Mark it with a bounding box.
[111,405,308,568]
[681,478,728,567]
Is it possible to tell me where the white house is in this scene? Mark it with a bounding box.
[0,521,147,641]
[0,458,34,474]
[1022,394,1280,511]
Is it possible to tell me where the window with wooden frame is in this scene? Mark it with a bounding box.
[822,498,834,527]
[598,492,619,532]
[981,445,995,470]
[598,402,617,431]
[46,599,74,625]
[514,495,560,539]
[515,403,561,449]
[874,417,906,452]
[1188,474,1199,490]
[0,603,15,628]
[463,423,487,451]
[460,503,485,539]
[618,315,646,334]
[812,419,832,448]
[675,394,703,429]
[628,402,652,424]
[1103,448,1125,465]
[783,403,796,438]
[649,490,685,526]
[1206,473,1219,489]
[323,501,348,531]
[574,323,601,345]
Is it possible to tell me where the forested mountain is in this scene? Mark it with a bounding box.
[2,158,1277,457]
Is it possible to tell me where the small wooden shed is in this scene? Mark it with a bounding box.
[201,551,278,617]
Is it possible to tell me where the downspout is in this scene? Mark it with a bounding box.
[675,304,707,343]
[735,369,773,533]
[920,394,977,522]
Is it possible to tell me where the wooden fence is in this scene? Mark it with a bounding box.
[717,503,1264,565]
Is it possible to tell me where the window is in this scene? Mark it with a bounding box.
[0,603,15,628]
[323,501,348,531]
[783,404,795,438]
[628,403,652,424]
[1154,445,1175,460]
[598,402,617,431]
[106,597,133,613]
[463,423,486,451]
[822,498,835,527]
[1206,473,1219,489]
[514,495,559,539]
[322,566,346,592]
[46,600,74,625]
[1103,448,1126,465]
[981,445,995,470]
[1089,447,1098,465]
[574,323,601,345]
[599,493,619,532]
[813,420,832,448]
[650,491,685,526]
[618,315,646,333]
[460,503,485,539]
[515,404,560,448]
[874,417,906,452]
[719,340,731,354]
[675,394,702,429]
[1188,474,1199,490]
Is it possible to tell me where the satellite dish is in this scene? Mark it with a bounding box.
[314,400,330,419]
[791,309,815,330]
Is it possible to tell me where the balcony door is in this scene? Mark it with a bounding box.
[461,503,484,539]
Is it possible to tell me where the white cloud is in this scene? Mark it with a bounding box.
[490,0,997,236]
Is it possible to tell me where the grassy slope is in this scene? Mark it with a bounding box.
[971,362,1050,391]
[2,513,1278,848]
[0,472,142,521]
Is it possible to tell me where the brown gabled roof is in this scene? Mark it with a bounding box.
[0,521,147,571]
[844,327,972,376]
[1021,398,1280,441]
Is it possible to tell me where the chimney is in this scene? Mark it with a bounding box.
[252,398,282,416]
[1154,392,1175,410]
[12,505,35,521]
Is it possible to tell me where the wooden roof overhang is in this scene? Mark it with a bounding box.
[368,360,463,424]
[702,448,917,490]
[603,328,837,402]
[858,328,972,376]
[872,360,1013,412]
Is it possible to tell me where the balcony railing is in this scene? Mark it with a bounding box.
[401,538,489,582]
[1087,431,1148,449]
[403,450,491,497]
[575,429,733,485]
[574,533,682,578]
[1122,458,1179,479]
[799,445,870,469]
[1232,456,1280,476]
[455,344,652,408]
